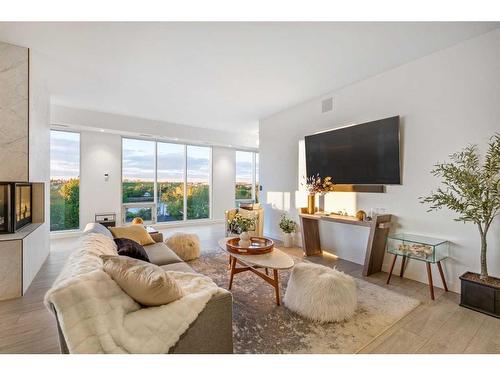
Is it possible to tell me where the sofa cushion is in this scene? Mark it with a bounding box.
[109,225,155,246]
[161,262,195,273]
[101,255,184,307]
[114,238,150,262]
[83,222,113,239]
[144,242,183,266]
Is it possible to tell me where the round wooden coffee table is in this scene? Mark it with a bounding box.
[218,237,294,305]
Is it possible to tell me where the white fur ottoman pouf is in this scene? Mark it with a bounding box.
[165,232,200,261]
[284,263,357,322]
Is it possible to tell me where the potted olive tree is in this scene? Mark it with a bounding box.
[421,134,499,317]
[279,214,297,247]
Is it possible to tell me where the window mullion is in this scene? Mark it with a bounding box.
[154,141,158,224]
[183,145,188,221]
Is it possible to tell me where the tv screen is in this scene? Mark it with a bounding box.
[305,116,401,185]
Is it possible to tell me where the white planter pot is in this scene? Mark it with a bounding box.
[239,231,251,247]
[283,232,294,248]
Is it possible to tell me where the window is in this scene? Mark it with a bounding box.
[122,138,155,205]
[235,151,259,205]
[187,146,211,220]
[235,151,253,201]
[50,130,80,231]
[121,138,211,223]
[157,142,185,222]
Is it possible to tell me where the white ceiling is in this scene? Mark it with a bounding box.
[0,22,498,135]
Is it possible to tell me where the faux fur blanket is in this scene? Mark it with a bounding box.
[45,234,220,354]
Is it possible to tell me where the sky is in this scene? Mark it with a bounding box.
[50,130,80,180]
[50,132,256,183]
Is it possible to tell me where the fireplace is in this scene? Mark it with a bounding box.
[0,182,32,234]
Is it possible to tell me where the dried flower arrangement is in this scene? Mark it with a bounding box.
[303,174,336,195]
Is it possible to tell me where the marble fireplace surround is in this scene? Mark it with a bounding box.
[0,40,48,301]
[0,41,29,181]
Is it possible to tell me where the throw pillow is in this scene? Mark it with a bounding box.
[114,238,150,262]
[101,255,184,307]
[109,225,155,246]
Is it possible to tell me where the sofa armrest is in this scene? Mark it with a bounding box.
[170,289,233,354]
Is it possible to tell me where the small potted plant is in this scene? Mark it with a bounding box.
[279,214,297,247]
[421,134,499,317]
[232,213,256,247]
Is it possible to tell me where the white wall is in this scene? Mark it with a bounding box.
[52,105,258,149]
[26,50,50,287]
[212,147,237,220]
[80,131,122,227]
[260,29,500,293]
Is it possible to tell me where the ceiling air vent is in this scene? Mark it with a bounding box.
[321,97,333,113]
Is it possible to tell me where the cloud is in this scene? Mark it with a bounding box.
[50,132,80,179]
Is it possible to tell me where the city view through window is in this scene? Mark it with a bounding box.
[50,130,80,231]
[122,138,211,223]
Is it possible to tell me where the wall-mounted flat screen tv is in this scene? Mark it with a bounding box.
[305,116,401,185]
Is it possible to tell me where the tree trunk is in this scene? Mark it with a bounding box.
[480,228,488,279]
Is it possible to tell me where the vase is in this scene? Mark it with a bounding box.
[239,231,251,247]
[307,194,315,214]
[318,194,325,213]
[283,232,294,248]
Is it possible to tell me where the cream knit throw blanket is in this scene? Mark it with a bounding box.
[45,234,220,354]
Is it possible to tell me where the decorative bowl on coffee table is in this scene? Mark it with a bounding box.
[226,236,274,255]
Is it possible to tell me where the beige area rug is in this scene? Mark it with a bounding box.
[189,248,420,354]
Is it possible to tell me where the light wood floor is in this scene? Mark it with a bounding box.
[1,223,498,354]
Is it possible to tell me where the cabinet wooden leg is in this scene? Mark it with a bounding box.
[437,261,449,292]
[426,262,435,300]
[387,255,397,284]
[228,257,237,290]
[400,255,407,277]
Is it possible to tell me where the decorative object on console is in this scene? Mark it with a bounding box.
[355,210,366,221]
[420,134,499,316]
[307,194,315,214]
[386,233,449,300]
[165,232,201,261]
[279,214,297,248]
[303,174,336,214]
[284,263,357,323]
[95,213,116,228]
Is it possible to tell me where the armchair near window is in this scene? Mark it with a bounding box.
[225,206,264,237]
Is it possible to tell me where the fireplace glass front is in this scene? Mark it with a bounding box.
[0,183,12,233]
[0,182,32,234]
